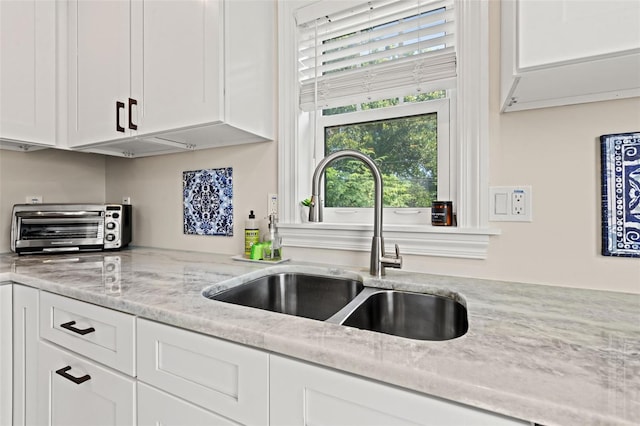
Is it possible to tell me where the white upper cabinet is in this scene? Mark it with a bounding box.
[68,0,275,158]
[501,0,640,112]
[131,0,221,136]
[67,0,132,145]
[0,0,57,148]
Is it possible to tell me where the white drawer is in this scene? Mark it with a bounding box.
[137,318,269,426]
[40,291,136,376]
[38,341,136,426]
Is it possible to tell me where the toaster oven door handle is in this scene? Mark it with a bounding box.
[16,211,103,218]
[20,218,104,224]
[60,320,96,336]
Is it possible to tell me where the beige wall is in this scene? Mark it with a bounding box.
[105,141,278,255]
[0,149,106,253]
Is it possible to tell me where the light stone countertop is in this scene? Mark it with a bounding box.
[1,247,638,426]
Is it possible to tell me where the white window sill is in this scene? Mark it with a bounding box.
[279,223,500,259]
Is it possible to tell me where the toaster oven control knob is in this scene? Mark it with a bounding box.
[106,222,116,230]
[106,234,116,242]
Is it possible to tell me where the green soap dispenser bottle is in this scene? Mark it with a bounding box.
[244,210,259,258]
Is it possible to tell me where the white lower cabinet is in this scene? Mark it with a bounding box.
[12,284,39,426]
[270,355,528,426]
[137,318,269,425]
[6,287,531,426]
[0,284,12,426]
[138,382,240,426]
[37,341,136,426]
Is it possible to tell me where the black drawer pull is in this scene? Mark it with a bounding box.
[56,366,91,385]
[128,98,138,130]
[116,100,125,132]
[60,321,95,336]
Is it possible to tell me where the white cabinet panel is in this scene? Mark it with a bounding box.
[501,0,640,112]
[270,355,528,426]
[131,0,221,135]
[0,0,56,146]
[39,291,136,376]
[517,0,640,68]
[224,0,275,140]
[137,318,269,425]
[67,0,132,145]
[37,341,136,426]
[0,285,12,426]
[12,284,39,426]
[138,382,240,426]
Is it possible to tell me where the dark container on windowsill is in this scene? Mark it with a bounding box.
[431,201,454,226]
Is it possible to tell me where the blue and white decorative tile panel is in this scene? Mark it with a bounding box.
[600,132,640,257]
[183,168,233,237]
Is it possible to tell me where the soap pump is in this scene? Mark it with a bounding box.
[265,213,282,261]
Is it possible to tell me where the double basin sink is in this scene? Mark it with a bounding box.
[202,271,468,341]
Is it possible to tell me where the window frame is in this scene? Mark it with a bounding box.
[318,98,453,225]
[277,0,497,259]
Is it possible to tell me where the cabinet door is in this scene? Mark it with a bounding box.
[138,383,240,426]
[270,355,528,426]
[0,285,12,426]
[0,0,56,145]
[130,0,220,135]
[12,285,39,426]
[37,341,135,426]
[137,318,269,425]
[67,0,132,146]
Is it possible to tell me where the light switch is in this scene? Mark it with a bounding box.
[489,186,532,222]
[494,193,508,215]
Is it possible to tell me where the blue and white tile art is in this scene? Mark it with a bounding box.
[600,132,640,257]
[183,168,233,236]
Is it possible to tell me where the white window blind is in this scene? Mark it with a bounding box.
[297,0,456,111]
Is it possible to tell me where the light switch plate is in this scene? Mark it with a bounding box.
[489,186,532,222]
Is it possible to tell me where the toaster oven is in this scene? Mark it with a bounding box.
[11,203,132,254]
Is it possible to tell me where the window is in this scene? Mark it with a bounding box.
[320,99,450,224]
[277,0,493,258]
[298,0,456,225]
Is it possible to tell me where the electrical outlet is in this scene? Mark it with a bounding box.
[512,190,525,215]
[26,195,43,204]
[268,193,278,215]
[122,196,131,205]
[489,186,532,222]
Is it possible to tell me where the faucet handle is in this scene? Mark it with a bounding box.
[381,244,402,270]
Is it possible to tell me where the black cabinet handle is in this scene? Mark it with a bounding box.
[60,320,95,336]
[116,101,125,132]
[128,98,138,130]
[56,366,91,385]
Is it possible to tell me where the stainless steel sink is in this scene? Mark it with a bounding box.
[338,290,468,341]
[205,272,364,321]
[204,271,468,341]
